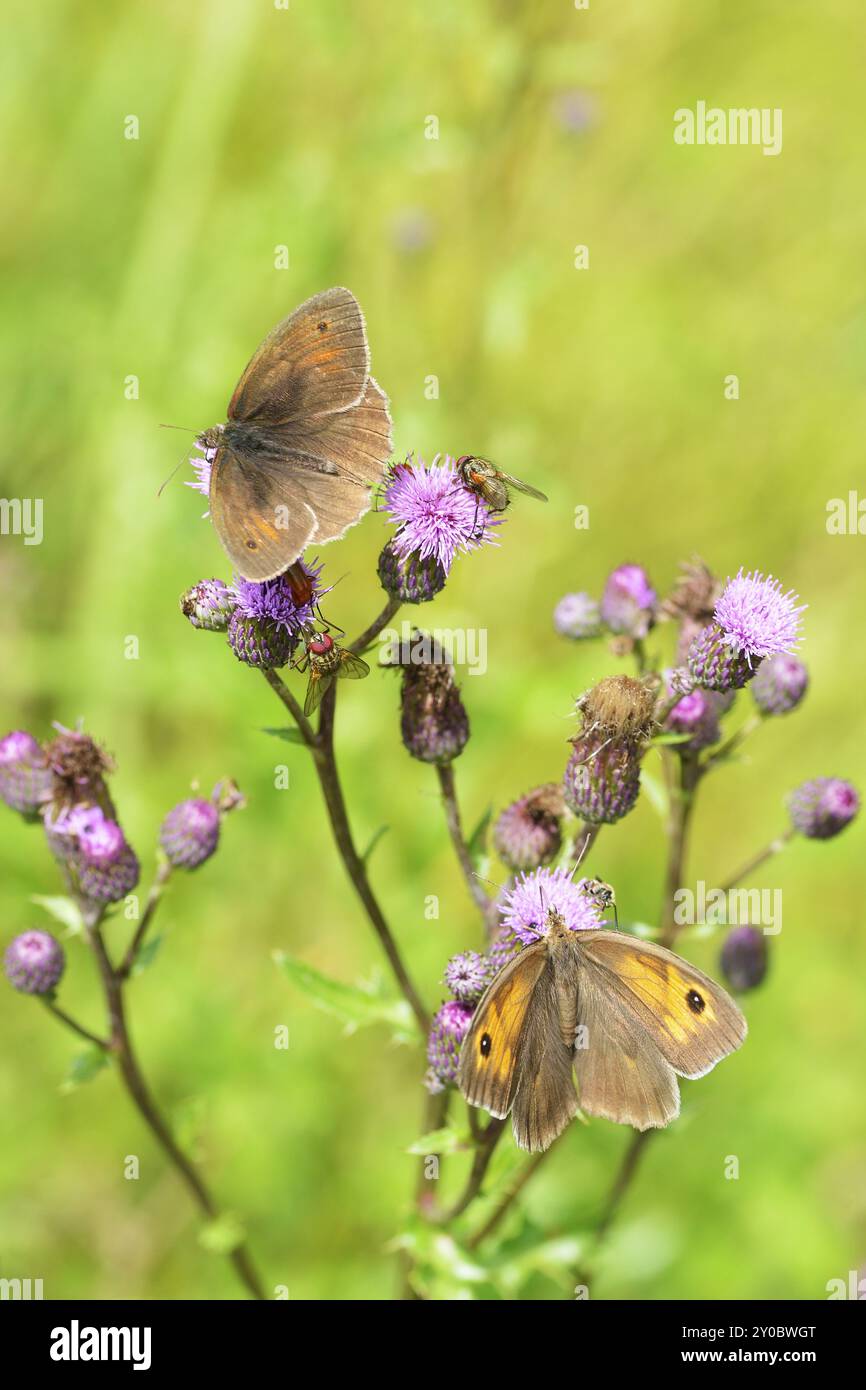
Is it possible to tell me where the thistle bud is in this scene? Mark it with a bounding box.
[425,1000,474,1090]
[396,641,469,765]
[4,930,65,995]
[444,951,491,1005]
[600,564,657,639]
[751,653,809,716]
[788,778,859,840]
[687,622,758,692]
[720,926,768,991]
[553,592,601,640]
[160,798,220,869]
[377,540,446,604]
[181,578,235,632]
[227,613,295,670]
[563,732,642,824]
[493,784,564,872]
[0,731,51,816]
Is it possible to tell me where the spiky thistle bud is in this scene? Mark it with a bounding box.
[720,926,768,991]
[493,783,565,872]
[377,540,447,604]
[788,778,859,840]
[0,731,51,817]
[751,653,809,716]
[181,578,236,632]
[425,1000,474,1090]
[4,930,65,995]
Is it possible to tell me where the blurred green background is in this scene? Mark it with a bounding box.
[2,0,865,1301]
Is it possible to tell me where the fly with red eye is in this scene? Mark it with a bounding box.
[455,454,548,537]
[293,629,370,716]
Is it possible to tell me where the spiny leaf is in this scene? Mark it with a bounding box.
[31,895,85,936]
[261,726,309,747]
[60,1046,109,1093]
[274,952,419,1040]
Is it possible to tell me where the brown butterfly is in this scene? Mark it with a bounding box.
[199,287,392,581]
[459,909,746,1152]
[294,629,370,716]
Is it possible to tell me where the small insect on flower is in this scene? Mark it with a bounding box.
[295,630,370,716]
[455,455,547,533]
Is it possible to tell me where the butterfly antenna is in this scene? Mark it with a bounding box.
[157,449,193,499]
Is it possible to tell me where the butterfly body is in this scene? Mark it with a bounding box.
[459,911,747,1152]
[201,288,392,581]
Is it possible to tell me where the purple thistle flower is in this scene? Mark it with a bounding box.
[713,569,806,662]
[493,784,564,872]
[788,778,859,840]
[4,930,65,995]
[563,732,642,825]
[77,814,127,869]
[0,730,51,816]
[751,653,809,716]
[499,867,606,945]
[160,798,221,869]
[187,437,217,509]
[444,951,491,1005]
[720,926,768,992]
[181,578,236,633]
[79,845,140,903]
[553,592,601,640]
[232,559,324,636]
[384,456,501,573]
[426,1000,474,1089]
[662,672,723,751]
[486,928,524,976]
[600,564,657,639]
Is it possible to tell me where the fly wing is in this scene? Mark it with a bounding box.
[499,472,548,502]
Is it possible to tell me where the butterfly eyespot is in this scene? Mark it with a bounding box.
[480,1033,492,1057]
[686,989,705,1014]
[246,540,257,550]
[317,320,328,332]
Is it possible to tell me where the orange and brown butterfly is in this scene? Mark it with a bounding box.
[458,898,746,1153]
[198,287,392,582]
[294,629,369,716]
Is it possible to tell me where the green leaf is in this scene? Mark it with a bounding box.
[132,934,163,975]
[261,726,309,746]
[361,824,389,865]
[60,1046,109,1093]
[31,895,85,937]
[640,768,668,819]
[467,806,492,873]
[274,952,419,1041]
[198,1213,246,1255]
[406,1126,469,1157]
[652,730,693,746]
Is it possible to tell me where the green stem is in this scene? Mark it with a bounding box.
[719,828,795,894]
[118,858,173,979]
[436,762,491,926]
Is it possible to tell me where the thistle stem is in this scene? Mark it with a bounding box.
[84,917,267,1300]
[350,595,402,655]
[467,1146,552,1249]
[440,1116,507,1222]
[719,828,795,893]
[436,762,491,925]
[43,999,109,1050]
[118,858,173,979]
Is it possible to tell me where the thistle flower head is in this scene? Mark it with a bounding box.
[720,926,768,992]
[4,930,65,995]
[600,564,657,638]
[553,592,601,640]
[160,797,221,869]
[713,569,805,661]
[499,867,606,945]
[661,558,721,624]
[662,671,723,750]
[493,784,564,872]
[578,674,657,744]
[426,1000,474,1089]
[231,559,324,636]
[187,433,219,507]
[486,927,525,976]
[377,540,447,604]
[181,578,236,632]
[0,730,51,816]
[751,653,809,716]
[788,778,859,840]
[384,455,501,573]
[43,727,115,816]
[564,731,642,825]
[444,951,491,1005]
[394,640,469,765]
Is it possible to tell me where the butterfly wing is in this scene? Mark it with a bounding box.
[573,958,680,1130]
[210,377,392,581]
[577,931,747,1079]
[458,943,548,1121]
[208,441,317,580]
[228,287,369,424]
[509,966,579,1152]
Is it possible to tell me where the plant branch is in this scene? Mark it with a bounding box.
[86,918,267,1300]
[350,595,402,655]
[719,828,795,894]
[436,762,491,925]
[118,858,174,979]
[440,1117,507,1222]
[467,1146,552,1249]
[43,999,109,1050]
[262,667,317,746]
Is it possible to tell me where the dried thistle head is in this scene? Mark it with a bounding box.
[661,557,722,625]
[43,726,115,817]
[577,674,658,744]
